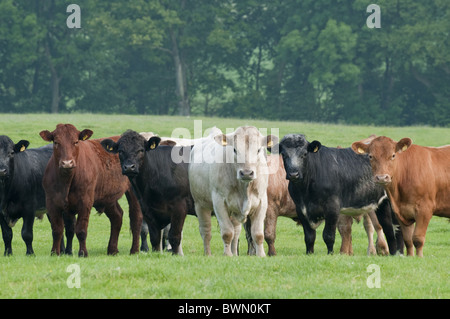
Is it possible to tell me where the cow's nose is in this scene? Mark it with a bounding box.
[60,160,75,169]
[239,169,254,180]
[123,164,137,173]
[287,171,300,180]
[375,174,391,184]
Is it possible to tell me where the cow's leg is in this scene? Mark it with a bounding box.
[249,209,266,258]
[0,214,13,256]
[104,202,123,256]
[244,219,256,255]
[75,207,91,257]
[230,215,241,256]
[168,205,187,256]
[323,213,338,255]
[47,207,64,256]
[368,211,389,255]
[375,199,399,255]
[264,207,277,256]
[399,222,414,256]
[363,213,376,256]
[337,214,353,255]
[302,224,316,254]
[62,212,75,255]
[125,190,143,255]
[195,203,212,255]
[413,210,432,258]
[140,220,149,252]
[21,214,35,256]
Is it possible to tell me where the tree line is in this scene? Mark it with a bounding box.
[0,0,449,126]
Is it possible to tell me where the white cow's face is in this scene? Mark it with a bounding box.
[214,126,278,182]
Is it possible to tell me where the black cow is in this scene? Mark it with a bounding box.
[278,134,403,255]
[0,136,74,255]
[101,130,195,255]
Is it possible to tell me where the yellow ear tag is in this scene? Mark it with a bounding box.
[150,142,156,150]
[402,145,408,152]
[82,135,88,141]
[267,140,273,148]
[313,146,319,153]
[357,147,365,154]
[20,145,26,152]
[107,145,113,151]
[221,138,227,146]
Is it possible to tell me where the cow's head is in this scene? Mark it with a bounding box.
[0,136,29,178]
[40,124,93,170]
[351,136,412,185]
[214,126,278,182]
[101,130,161,177]
[279,134,321,182]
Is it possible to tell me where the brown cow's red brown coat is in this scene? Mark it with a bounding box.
[352,136,450,257]
[40,124,142,257]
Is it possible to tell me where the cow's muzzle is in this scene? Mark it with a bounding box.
[59,159,76,169]
[375,174,392,185]
[122,164,138,177]
[238,169,255,181]
[286,171,301,182]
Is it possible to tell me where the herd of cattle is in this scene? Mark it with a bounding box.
[0,123,448,258]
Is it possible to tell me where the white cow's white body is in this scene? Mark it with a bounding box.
[189,126,275,257]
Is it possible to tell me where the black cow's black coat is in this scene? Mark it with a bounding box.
[101,130,195,255]
[0,136,73,255]
[279,134,403,255]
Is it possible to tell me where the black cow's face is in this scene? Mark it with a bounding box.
[0,136,29,178]
[279,134,321,182]
[101,130,161,177]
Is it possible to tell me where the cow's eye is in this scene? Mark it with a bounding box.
[74,141,79,146]
[9,151,14,157]
[391,153,396,160]
[233,148,237,155]
[368,154,373,160]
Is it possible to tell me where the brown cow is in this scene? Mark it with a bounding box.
[352,136,450,257]
[40,124,142,257]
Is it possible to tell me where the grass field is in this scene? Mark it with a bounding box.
[0,113,448,299]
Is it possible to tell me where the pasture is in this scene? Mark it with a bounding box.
[0,113,448,299]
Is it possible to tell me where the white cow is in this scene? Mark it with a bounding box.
[189,126,278,257]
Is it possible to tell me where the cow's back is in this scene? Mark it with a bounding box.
[302,147,383,207]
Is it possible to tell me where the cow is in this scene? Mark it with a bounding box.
[39,124,142,257]
[101,130,195,256]
[0,136,74,255]
[278,134,402,255]
[189,126,278,257]
[351,136,450,257]
[245,154,390,256]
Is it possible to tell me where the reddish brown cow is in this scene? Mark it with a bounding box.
[352,136,450,257]
[40,124,142,257]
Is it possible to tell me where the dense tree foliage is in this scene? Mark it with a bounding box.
[0,0,448,126]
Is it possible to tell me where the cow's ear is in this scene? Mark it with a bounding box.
[265,135,279,153]
[14,140,30,153]
[146,136,161,151]
[351,141,369,155]
[307,140,321,153]
[100,139,118,154]
[79,129,93,141]
[40,130,53,142]
[396,138,412,153]
[214,134,230,147]
[159,139,176,147]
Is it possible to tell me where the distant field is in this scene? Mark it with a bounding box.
[0,113,448,299]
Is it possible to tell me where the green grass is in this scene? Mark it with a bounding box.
[0,113,448,299]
